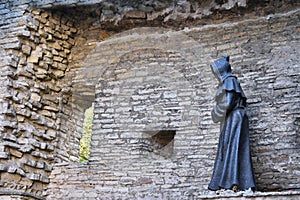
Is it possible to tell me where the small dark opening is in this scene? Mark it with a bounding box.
[152,130,176,148]
[145,130,176,157]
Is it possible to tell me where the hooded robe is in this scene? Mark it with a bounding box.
[208,56,256,191]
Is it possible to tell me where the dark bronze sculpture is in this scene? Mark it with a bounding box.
[208,56,256,192]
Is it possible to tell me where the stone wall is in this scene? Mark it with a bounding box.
[47,7,300,199]
[0,2,78,199]
[0,0,299,199]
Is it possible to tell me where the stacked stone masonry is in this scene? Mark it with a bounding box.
[0,1,78,199]
[47,9,300,199]
[0,0,299,199]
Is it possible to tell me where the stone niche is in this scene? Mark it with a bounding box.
[49,8,300,199]
[80,30,215,199]
[90,46,205,161]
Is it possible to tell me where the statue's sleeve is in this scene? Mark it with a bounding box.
[211,91,236,123]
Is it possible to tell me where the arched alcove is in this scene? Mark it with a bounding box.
[69,27,214,165]
[58,15,300,196]
[90,47,202,161]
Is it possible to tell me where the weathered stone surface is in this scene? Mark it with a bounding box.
[27,173,40,181]
[48,6,300,200]
[0,152,9,159]
[9,149,23,158]
[3,133,17,142]
[36,68,48,79]
[0,163,8,171]
[27,56,39,63]
[125,11,147,19]
[0,0,299,199]
[30,93,41,102]
[22,44,32,55]
[0,2,78,198]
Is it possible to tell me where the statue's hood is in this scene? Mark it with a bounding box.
[211,56,233,82]
[211,56,247,100]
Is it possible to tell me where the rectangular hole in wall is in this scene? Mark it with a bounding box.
[144,130,176,158]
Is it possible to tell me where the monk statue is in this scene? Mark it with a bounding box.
[208,56,256,193]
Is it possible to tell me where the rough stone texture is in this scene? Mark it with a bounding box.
[0,2,77,199]
[33,0,249,24]
[47,163,300,199]
[47,7,300,200]
[199,190,300,200]
[0,0,299,199]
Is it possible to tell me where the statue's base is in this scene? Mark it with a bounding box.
[196,190,300,200]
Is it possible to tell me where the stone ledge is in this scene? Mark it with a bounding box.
[0,189,46,200]
[197,190,300,200]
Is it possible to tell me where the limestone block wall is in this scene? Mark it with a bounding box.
[0,0,299,199]
[0,2,79,199]
[185,11,300,191]
[47,8,300,199]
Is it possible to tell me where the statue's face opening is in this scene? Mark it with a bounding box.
[210,64,221,83]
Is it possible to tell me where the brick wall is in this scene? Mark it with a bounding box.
[0,3,78,199]
[0,0,299,199]
[47,8,300,199]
